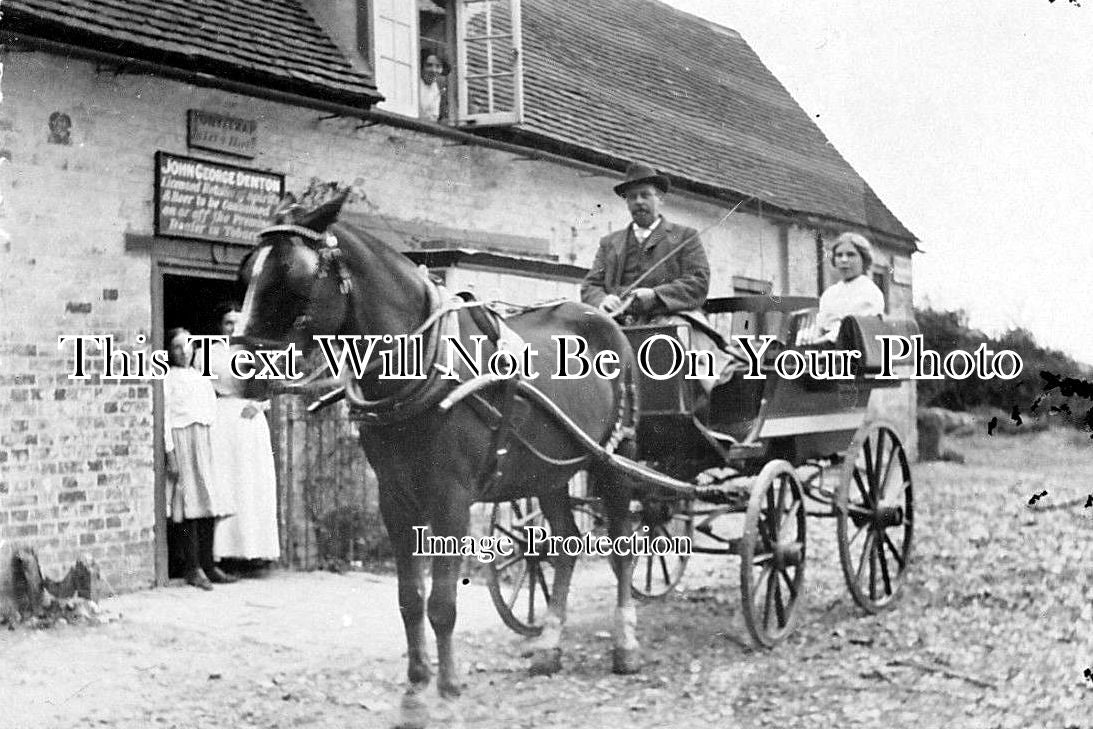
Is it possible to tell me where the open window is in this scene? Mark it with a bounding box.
[359,0,523,126]
[455,0,523,125]
[366,0,421,117]
[728,276,775,338]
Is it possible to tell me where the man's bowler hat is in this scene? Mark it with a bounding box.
[613,161,671,197]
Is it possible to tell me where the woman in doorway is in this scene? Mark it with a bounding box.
[208,304,281,571]
[163,327,235,590]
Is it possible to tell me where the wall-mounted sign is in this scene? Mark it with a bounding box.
[187,110,258,158]
[154,152,284,245]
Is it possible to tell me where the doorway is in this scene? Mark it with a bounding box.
[163,273,246,340]
[158,271,246,579]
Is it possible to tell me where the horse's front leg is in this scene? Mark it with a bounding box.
[427,550,463,699]
[379,495,431,728]
[600,470,642,675]
[524,486,579,676]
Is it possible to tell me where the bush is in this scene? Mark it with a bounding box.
[914,307,1092,430]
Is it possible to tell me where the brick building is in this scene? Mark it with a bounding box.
[0,0,918,606]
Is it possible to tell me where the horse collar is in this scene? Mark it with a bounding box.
[258,223,328,242]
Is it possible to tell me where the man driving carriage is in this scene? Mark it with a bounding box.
[581,161,732,397]
[581,161,710,323]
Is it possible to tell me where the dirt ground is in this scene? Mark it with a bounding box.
[3,427,1092,729]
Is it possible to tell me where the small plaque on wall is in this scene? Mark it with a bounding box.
[187,110,258,158]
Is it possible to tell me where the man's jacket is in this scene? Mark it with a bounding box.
[580,218,710,314]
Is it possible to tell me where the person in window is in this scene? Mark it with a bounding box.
[808,232,885,343]
[419,49,449,123]
[207,304,281,573]
[581,161,710,323]
[163,328,235,590]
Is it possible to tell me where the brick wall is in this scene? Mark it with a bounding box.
[0,49,913,601]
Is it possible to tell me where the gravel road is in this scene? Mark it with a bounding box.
[2,428,1091,729]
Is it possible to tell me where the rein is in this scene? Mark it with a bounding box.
[250,223,635,492]
[252,223,506,426]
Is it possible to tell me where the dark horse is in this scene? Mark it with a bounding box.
[237,190,641,726]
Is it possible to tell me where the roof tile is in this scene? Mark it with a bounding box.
[4,0,380,104]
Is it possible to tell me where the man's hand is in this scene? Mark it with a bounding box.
[599,294,624,314]
[631,288,658,313]
[165,451,179,480]
[241,403,259,419]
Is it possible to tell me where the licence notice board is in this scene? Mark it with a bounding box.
[154,152,285,245]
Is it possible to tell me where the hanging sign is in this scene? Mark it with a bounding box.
[187,110,258,158]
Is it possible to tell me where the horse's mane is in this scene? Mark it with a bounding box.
[330,217,409,261]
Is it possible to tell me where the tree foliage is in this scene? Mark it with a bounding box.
[914,307,1089,416]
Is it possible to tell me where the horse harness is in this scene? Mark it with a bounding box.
[256,223,624,500]
[346,288,580,500]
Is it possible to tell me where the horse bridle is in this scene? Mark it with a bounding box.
[243,223,458,424]
[234,224,354,352]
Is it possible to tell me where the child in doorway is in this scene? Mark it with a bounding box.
[163,327,236,589]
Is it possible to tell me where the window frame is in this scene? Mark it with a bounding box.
[366,0,422,118]
[356,0,526,126]
[454,0,524,127]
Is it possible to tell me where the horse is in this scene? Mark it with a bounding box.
[235,189,643,726]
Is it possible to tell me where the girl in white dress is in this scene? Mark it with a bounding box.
[163,328,235,589]
[811,232,885,343]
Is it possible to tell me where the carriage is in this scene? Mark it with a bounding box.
[239,190,921,721]
[484,295,919,648]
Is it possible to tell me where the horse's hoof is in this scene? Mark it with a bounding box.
[438,681,462,700]
[433,695,465,728]
[529,647,563,676]
[612,646,642,675]
[396,689,429,729]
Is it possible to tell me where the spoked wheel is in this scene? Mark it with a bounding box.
[837,421,914,613]
[486,497,554,636]
[740,460,807,649]
[630,497,694,600]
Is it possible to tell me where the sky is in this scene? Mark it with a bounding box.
[662,0,1093,364]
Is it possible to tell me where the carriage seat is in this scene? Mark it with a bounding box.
[834,315,921,375]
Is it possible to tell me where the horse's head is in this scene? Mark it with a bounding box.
[235,189,352,359]
[236,183,435,402]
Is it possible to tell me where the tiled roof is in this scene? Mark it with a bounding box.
[5,0,912,242]
[2,0,381,106]
[517,0,915,243]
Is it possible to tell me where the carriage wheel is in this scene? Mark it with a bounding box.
[630,497,693,600]
[836,421,914,613]
[486,498,555,637]
[740,460,807,649]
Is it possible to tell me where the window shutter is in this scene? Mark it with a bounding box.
[456,0,523,126]
[372,0,419,117]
